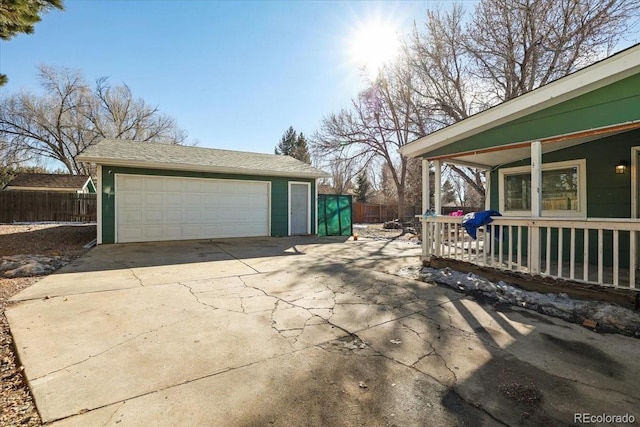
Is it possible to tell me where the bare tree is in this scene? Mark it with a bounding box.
[467,0,639,102]
[0,65,187,175]
[314,57,427,220]
[316,156,360,195]
[407,0,639,201]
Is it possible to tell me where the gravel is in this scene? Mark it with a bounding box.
[0,224,96,427]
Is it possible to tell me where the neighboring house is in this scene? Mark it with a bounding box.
[3,173,96,193]
[400,43,640,290]
[76,139,329,244]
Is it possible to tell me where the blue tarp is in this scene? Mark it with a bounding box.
[462,209,502,240]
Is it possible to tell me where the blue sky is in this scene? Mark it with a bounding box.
[0,0,439,156]
[2,0,637,163]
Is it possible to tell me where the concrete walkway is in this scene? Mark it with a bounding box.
[7,237,640,426]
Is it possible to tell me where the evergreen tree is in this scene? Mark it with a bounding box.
[275,126,311,164]
[355,171,371,202]
[0,0,63,85]
[442,180,457,205]
[294,132,311,164]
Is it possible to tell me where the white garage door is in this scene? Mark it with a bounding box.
[115,175,269,243]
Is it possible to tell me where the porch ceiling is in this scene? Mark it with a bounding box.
[436,124,639,170]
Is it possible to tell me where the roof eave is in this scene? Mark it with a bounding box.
[400,45,640,159]
[76,156,329,179]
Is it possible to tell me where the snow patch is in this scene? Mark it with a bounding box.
[421,267,640,338]
[1,255,71,278]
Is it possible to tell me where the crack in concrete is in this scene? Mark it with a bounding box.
[178,282,219,310]
[236,276,362,347]
[44,346,314,425]
[102,401,125,427]
[448,386,511,426]
[31,316,194,382]
[212,243,261,274]
[130,269,144,287]
[415,302,640,400]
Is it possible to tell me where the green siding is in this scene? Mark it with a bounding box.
[99,166,316,243]
[87,180,96,194]
[489,129,640,267]
[490,129,640,218]
[428,74,640,158]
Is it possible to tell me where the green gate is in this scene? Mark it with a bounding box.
[317,194,353,237]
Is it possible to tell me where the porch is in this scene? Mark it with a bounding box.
[421,215,639,290]
[399,45,640,292]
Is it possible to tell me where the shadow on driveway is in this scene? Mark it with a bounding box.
[6,237,639,426]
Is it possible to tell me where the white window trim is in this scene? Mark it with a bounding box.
[498,159,587,218]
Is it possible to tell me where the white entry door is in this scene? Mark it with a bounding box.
[115,175,270,243]
[289,182,310,235]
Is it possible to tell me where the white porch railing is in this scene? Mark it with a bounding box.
[421,215,640,290]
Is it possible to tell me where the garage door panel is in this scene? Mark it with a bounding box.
[165,210,182,222]
[183,194,201,205]
[201,181,219,192]
[165,226,183,239]
[144,210,164,222]
[122,210,142,224]
[164,194,183,206]
[184,211,202,222]
[116,175,269,243]
[145,179,164,192]
[142,226,164,240]
[123,193,143,205]
[121,176,144,191]
[120,227,142,240]
[144,193,163,205]
[202,198,218,208]
[183,181,202,192]
[165,179,182,192]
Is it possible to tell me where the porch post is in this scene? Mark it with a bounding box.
[422,159,429,213]
[484,170,491,211]
[434,159,442,215]
[530,141,542,273]
[422,158,430,260]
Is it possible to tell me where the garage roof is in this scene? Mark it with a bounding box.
[76,139,329,179]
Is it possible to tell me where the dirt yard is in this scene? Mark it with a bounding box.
[0,224,96,427]
[354,222,421,244]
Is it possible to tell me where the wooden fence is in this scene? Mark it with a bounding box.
[353,203,421,223]
[0,191,97,223]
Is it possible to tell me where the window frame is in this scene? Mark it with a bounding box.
[498,159,587,217]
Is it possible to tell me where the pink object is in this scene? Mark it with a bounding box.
[449,210,464,216]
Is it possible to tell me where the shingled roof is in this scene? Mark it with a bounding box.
[4,173,92,190]
[76,139,329,179]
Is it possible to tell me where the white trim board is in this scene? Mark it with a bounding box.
[288,181,311,236]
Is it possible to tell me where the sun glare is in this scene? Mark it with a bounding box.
[349,18,400,80]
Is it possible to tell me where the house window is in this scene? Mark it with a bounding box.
[499,160,586,217]
[505,173,531,211]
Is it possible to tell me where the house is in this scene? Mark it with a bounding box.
[76,139,328,244]
[399,44,640,290]
[3,173,95,193]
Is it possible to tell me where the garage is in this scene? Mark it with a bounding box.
[116,175,270,243]
[76,139,328,244]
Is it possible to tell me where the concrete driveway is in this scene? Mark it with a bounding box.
[7,237,640,426]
